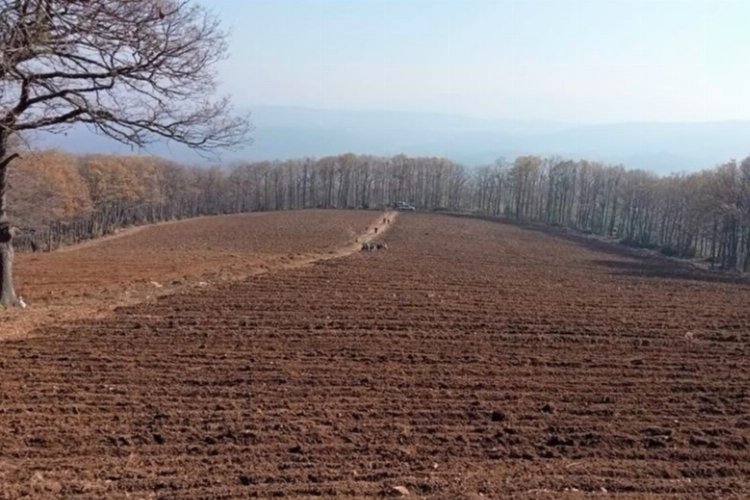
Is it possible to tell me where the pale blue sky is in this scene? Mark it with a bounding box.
[205,0,750,123]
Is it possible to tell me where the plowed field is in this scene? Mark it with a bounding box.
[1,213,749,498]
[2,210,381,339]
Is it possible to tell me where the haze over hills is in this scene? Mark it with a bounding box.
[33,106,750,175]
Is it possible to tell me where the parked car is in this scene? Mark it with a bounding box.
[393,201,416,211]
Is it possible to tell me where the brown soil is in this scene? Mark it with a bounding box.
[2,210,388,340]
[1,213,749,498]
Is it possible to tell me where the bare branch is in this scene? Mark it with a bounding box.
[0,0,251,152]
[0,152,18,169]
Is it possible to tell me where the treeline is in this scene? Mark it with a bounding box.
[9,150,750,271]
[9,151,468,250]
[9,151,222,250]
[473,156,750,271]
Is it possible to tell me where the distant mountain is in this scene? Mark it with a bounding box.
[31,106,750,175]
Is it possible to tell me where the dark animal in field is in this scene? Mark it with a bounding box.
[361,241,388,252]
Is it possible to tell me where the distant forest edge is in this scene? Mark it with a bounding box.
[10,150,750,272]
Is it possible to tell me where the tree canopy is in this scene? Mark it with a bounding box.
[0,0,250,307]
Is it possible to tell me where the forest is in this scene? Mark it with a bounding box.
[9,149,750,272]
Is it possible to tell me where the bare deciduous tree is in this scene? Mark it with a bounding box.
[0,0,250,307]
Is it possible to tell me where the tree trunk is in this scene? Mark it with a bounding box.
[0,136,20,308]
[0,222,18,308]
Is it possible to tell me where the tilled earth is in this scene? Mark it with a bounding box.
[2,210,378,340]
[15,210,378,304]
[1,213,749,498]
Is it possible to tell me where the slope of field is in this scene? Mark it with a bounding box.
[1,213,750,498]
[2,210,382,339]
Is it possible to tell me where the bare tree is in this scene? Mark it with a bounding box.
[0,0,250,306]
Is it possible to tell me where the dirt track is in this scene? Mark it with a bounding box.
[1,213,749,498]
[2,210,386,339]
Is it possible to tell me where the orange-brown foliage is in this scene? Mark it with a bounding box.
[8,150,92,227]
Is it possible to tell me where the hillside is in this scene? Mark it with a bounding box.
[33,106,750,174]
[2,213,749,497]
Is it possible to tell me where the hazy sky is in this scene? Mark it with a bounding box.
[206,0,749,123]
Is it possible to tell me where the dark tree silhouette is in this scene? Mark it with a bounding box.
[0,0,250,306]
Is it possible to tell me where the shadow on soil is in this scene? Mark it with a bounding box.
[588,258,749,285]
[440,211,750,286]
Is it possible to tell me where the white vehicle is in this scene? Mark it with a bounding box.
[393,201,416,211]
